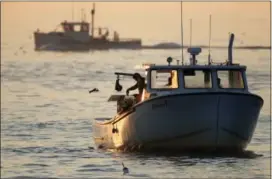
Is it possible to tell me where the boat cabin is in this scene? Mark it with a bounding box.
[143,47,248,99]
[145,64,247,95]
[61,21,90,33]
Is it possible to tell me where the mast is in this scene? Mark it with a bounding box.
[72,1,75,21]
[83,9,86,21]
[91,3,95,38]
[81,8,84,21]
[180,1,184,65]
[189,18,192,47]
[208,14,212,65]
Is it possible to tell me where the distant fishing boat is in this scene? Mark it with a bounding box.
[93,33,264,152]
[33,3,142,51]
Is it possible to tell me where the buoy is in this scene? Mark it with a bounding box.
[122,162,129,175]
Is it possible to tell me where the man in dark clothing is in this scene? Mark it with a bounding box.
[166,73,173,86]
[217,78,223,88]
[126,73,145,96]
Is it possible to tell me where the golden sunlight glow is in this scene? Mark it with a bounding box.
[1,2,270,46]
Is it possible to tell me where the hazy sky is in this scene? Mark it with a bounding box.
[1,1,270,46]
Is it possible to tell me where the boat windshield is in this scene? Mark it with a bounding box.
[62,22,89,32]
[217,70,244,89]
[183,69,212,89]
[150,70,178,89]
[148,68,245,91]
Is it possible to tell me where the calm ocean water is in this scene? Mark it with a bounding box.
[1,44,271,178]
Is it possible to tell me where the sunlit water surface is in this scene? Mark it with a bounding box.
[1,46,271,178]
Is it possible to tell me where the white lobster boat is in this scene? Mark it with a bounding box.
[93,33,263,152]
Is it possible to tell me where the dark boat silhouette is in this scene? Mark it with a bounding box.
[33,3,270,52]
[33,3,142,51]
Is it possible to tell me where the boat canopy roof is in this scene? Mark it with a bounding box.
[148,64,247,71]
[61,21,89,26]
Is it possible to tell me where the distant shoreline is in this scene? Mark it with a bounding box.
[142,44,271,50]
[26,41,271,52]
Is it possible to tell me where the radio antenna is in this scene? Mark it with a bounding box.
[208,14,212,65]
[190,18,192,47]
[72,1,75,21]
[180,1,184,65]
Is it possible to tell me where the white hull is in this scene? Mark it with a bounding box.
[93,92,263,152]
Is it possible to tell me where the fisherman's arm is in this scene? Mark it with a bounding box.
[126,84,138,95]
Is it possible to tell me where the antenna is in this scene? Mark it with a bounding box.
[208,14,212,65]
[190,18,192,47]
[81,8,84,21]
[91,3,95,38]
[180,1,184,65]
[72,1,75,21]
[83,9,86,21]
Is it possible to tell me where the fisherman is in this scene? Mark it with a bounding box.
[126,73,146,102]
[166,76,172,86]
[113,31,120,42]
[166,72,173,86]
[102,29,109,40]
[217,78,223,88]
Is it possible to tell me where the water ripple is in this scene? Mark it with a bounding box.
[1,49,270,178]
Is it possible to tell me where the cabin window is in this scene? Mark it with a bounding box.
[81,24,89,32]
[217,70,244,89]
[183,69,212,88]
[74,25,81,32]
[68,25,74,31]
[150,70,179,89]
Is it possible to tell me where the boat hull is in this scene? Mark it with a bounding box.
[34,32,91,51]
[34,32,142,51]
[93,92,263,152]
